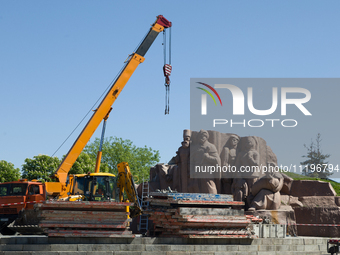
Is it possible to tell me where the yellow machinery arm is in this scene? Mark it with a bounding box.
[117,162,140,205]
[46,16,172,197]
[117,162,141,216]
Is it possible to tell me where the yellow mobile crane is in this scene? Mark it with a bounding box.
[6,15,172,236]
[45,15,172,200]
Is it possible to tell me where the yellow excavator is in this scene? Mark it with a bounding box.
[6,15,172,236]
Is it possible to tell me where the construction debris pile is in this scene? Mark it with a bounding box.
[37,201,134,238]
[146,192,261,238]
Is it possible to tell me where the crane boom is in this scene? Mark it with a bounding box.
[52,15,171,188]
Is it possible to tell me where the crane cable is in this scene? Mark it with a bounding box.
[51,65,126,157]
[163,27,172,115]
[52,27,170,156]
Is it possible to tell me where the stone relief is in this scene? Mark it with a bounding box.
[149,129,284,211]
[141,130,340,237]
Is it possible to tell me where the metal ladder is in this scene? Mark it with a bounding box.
[139,181,149,234]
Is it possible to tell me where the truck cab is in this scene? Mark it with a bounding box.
[0,180,45,234]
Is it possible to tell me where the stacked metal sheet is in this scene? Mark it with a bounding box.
[146,192,260,238]
[37,201,134,237]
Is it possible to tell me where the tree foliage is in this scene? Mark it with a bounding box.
[84,137,160,182]
[18,137,159,183]
[69,152,110,175]
[0,160,21,183]
[300,133,331,178]
[21,155,61,182]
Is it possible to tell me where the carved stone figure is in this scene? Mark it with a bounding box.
[221,135,239,167]
[248,171,284,210]
[232,136,259,203]
[173,130,191,192]
[189,130,221,194]
[228,136,284,210]
[221,135,239,194]
[183,129,191,143]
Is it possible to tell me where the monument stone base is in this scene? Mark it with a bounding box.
[246,206,297,237]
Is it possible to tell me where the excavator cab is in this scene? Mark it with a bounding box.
[71,173,118,202]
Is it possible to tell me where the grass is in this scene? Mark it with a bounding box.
[281,170,340,196]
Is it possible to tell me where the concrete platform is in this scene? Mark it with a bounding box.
[0,236,330,254]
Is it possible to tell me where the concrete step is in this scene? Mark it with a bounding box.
[0,236,331,255]
[0,236,329,245]
[0,251,330,255]
[0,243,329,253]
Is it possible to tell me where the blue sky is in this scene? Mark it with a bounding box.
[1,1,340,179]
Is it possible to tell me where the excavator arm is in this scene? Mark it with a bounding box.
[117,162,141,217]
[46,16,171,198]
[117,162,140,204]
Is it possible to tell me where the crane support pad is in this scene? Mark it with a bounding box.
[37,201,133,210]
[146,192,259,238]
[149,192,234,201]
[36,201,134,237]
[146,198,243,207]
[47,229,134,238]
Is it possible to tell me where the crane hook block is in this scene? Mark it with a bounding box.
[163,64,172,85]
